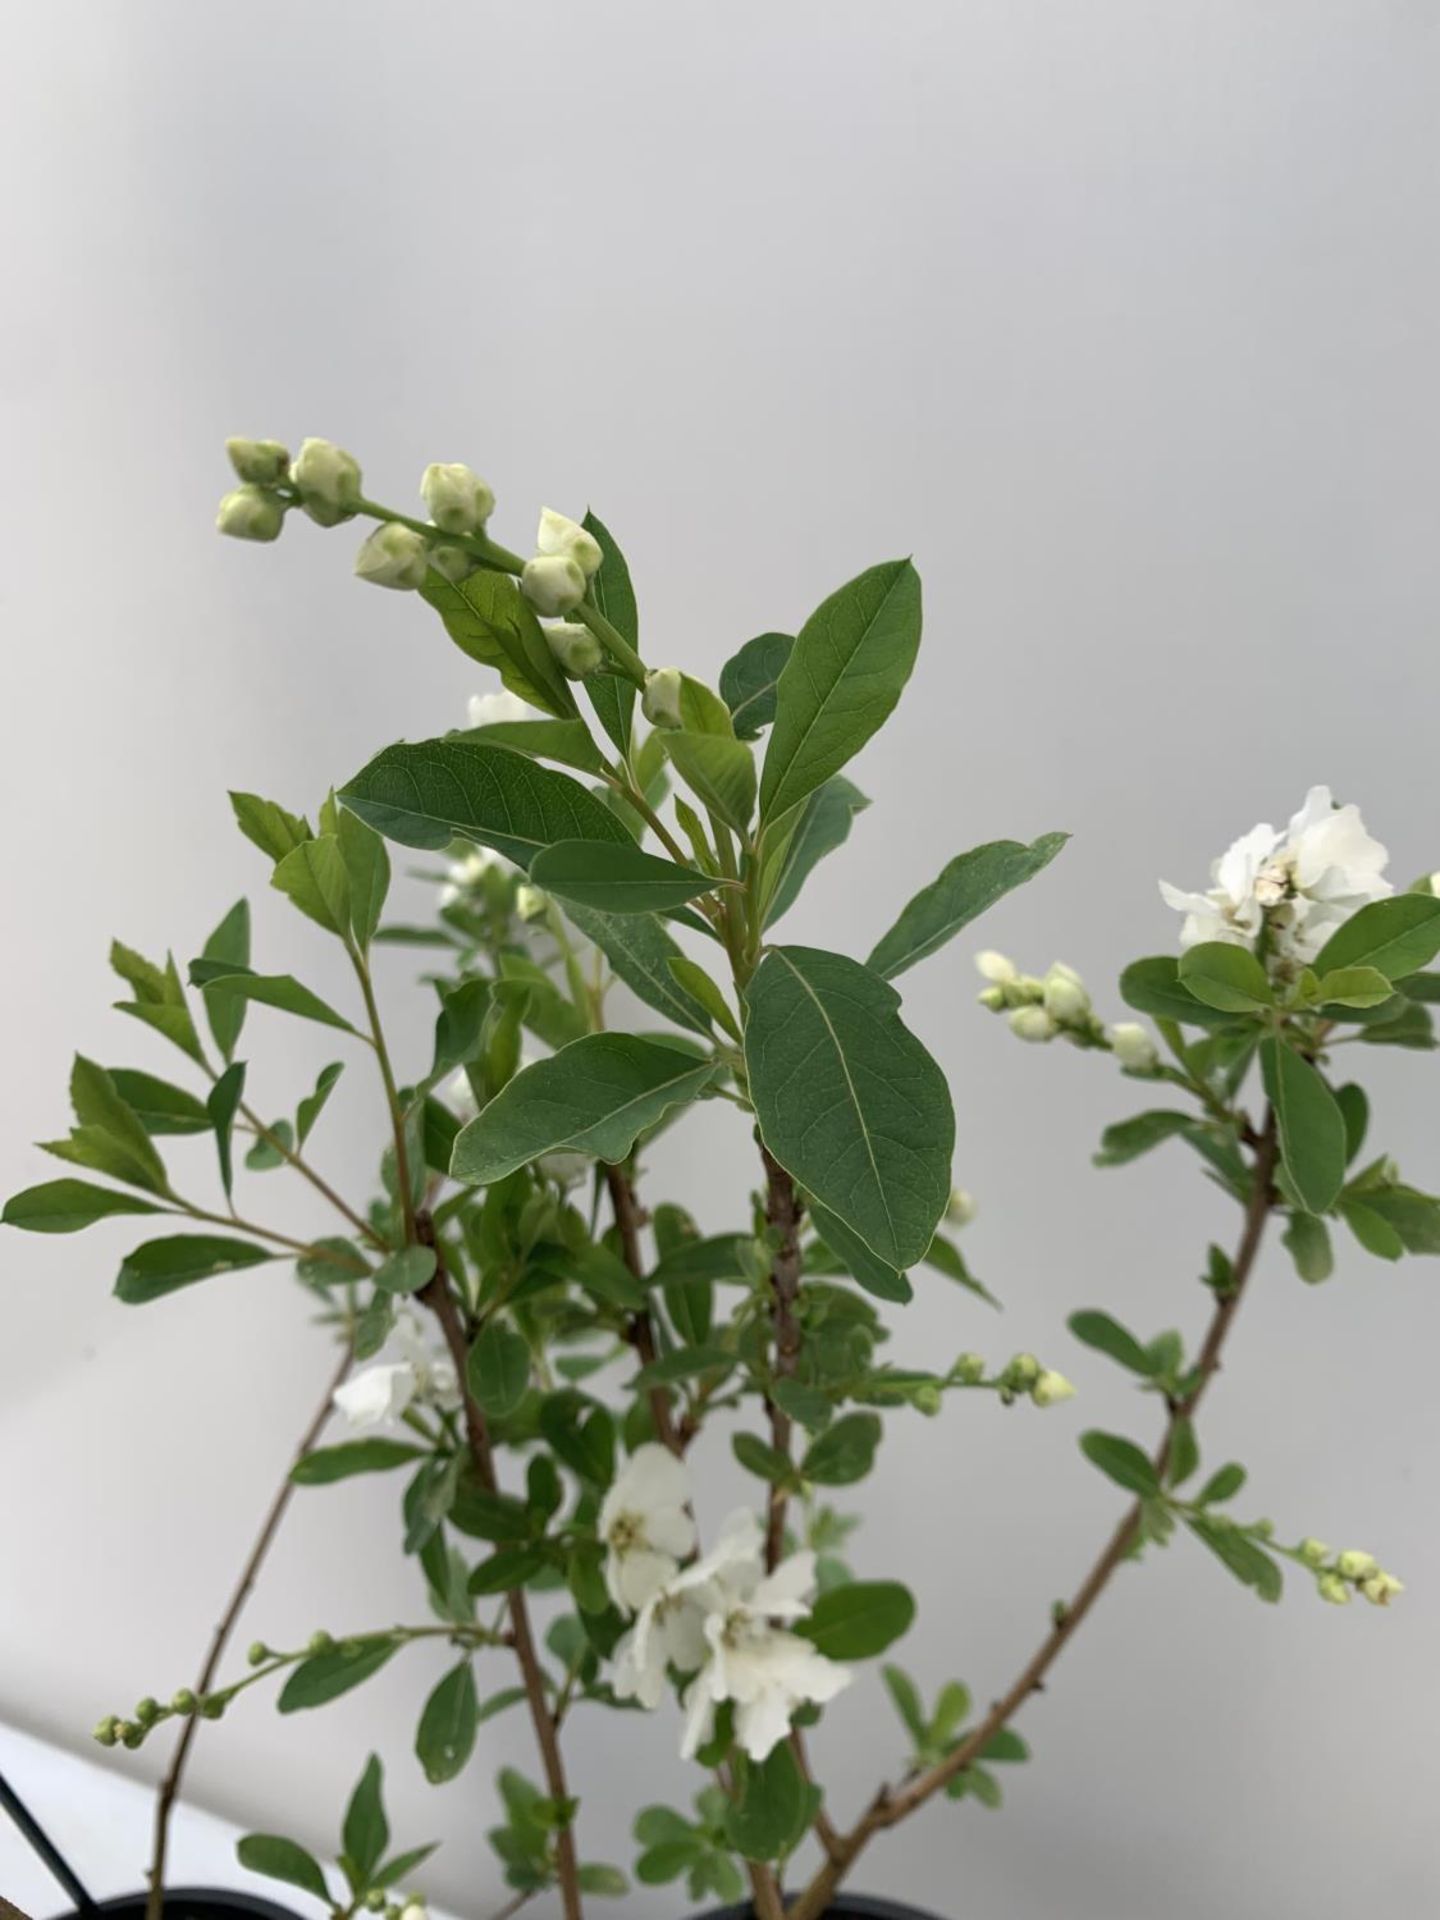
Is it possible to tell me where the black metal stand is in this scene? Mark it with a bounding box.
[0,1769,97,1918]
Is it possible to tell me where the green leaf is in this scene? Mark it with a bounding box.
[745,946,954,1270]
[290,1439,424,1485]
[529,840,716,914]
[1177,942,1274,1013]
[114,1234,271,1304]
[665,732,757,832]
[3,1179,164,1234]
[278,1640,398,1711]
[732,1432,796,1484]
[206,1061,246,1201]
[1186,1514,1283,1603]
[634,1346,737,1388]
[69,1057,168,1193]
[339,808,391,949]
[720,631,795,739]
[1260,1038,1347,1215]
[1196,1462,1247,1505]
[1079,1430,1160,1496]
[1335,1083,1369,1163]
[416,1660,479,1784]
[760,558,922,821]
[421,567,577,718]
[799,1580,916,1659]
[771,1380,832,1432]
[272,835,351,937]
[452,1035,714,1184]
[1067,1310,1153,1375]
[1282,1211,1334,1283]
[1312,965,1394,1011]
[561,905,714,1036]
[1363,1184,1440,1255]
[802,1411,881,1486]
[297,1062,344,1146]
[881,1664,927,1741]
[200,899,251,1060]
[1313,893,1440,982]
[1119,957,1239,1030]
[1167,1416,1200,1487]
[339,738,628,867]
[467,1545,550,1595]
[106,1070,211,1136]
[229,792,311,863]
[236,1834,329,1903]
[726,1745,804,1862]
[460,716,611,779]
[761,778,870,929]
[636,1841,703,1885]
[807,1196,912,1303]
[665,957,742,1041]
[575,1863,628,1896]
[583,510,639,757]
[1093,1110,1198,1168]
[468,1321,532,1418]
[189,961,359,1035]
[342,1755,389,1884]
[372,1246,438,1295]
[865,833,1068,981]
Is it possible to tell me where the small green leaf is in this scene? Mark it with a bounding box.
[342,1755,389,1884]
[290,1439,424,1485]
[529,840,717,914]
[1282,1211,1334,1283]
[1079,1430,1160,1497]
[1313,893,1440,982]
[582,510,639,757]
[1260,1038,1348,1215]
[69,1056,168,1192]
[297,1062,345,1146]
[206,1061,246,1200]
[759,777,869,929]
[799,1580,916,1659]
[575,1864,629,1896]
[421,567,577,718]
[200,899,251,1060]
[719,631,794,738]
[634,1346,736,1388]
[726,1745,805,1861]
[1312,965,1394,1011]
[278,1640,399,1711]
[460,716,612,779]
[866,833,1068,981]
[236,1834,330,1903]
[467,1545,550,1595]
[1119,957,1239,1030]
[801,1412,881,1486]
[468,1321,532,1418]
[732,1433,795,1484]
[1167,1416,1200,1487]
[3,1179,165,1234]
[881,1664,927,1741]
[665,957,742,1041]
[416,1660,479,1784]
[272,835,352,937]
[1196,1462,1247,1504]
[189,961,359,1035]
[665,731,757,832]
[1093,1110,1198,1168]
[1178,943,1273,1013]
[339,808,392,949]
[1067,1310,1153,1375]
[1186,1514,1283,1602]
[561,905,714,1036]
[115,1234,271,1304]
[107,1070,212,1135]
[372,1246,438,1295]
[229,792,311,862]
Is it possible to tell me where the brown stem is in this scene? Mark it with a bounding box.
[414,1215,584,1920]
[786,1114,1279,1920]
[761,1148,805,1571]
[604,1163,681,1454]
[145,1339,354,1920]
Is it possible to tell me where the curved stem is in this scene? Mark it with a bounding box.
[145,1339,354,1920]
[786,1113,1280,1920]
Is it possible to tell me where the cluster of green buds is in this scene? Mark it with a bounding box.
[1298,1539,1405,1608]
[975,951,1161,1071]
[93,1682,223,1749]
[953,1349,1076,1408]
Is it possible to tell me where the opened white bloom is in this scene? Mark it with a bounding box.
[332,1311,459,1430]
[1109,1021,1160,1073]
[469,689,537,728]
[536,507,603,578]
[354,523,430,591]
[521,552,586,616]
[1161,786,1391,968]
[674,1513,852,1763]
[598,1443,697,1611]
[421,461,495,535]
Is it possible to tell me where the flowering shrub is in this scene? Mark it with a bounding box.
[7,435,1439,1920]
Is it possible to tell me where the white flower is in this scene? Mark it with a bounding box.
[612,1583,711,1710]
[291,437,362,524]
[642,667,683,730]
[1031,1368,1076,1407]
[674,1521,852,1763]
[354,523,430,591]
[421,461,495,535]
[1108,1022,1160,1072]
[1160,787,1391,967]
[468,689,537,729]
[597,1443,697,1611]
[536,507,603,578]
[225,438,290,486]
[521,552,586,616]
[1041,961,1089,1024]
[1431,873,1440,898]
[975,951,1018,986]
[332,1310,458,1430]
[439,844,500,905]
[216,485,285,543]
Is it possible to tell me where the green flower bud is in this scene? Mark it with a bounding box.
[226,437,290,486]
[291,437,363,523]
[521,552,586,616]
[247,1641,270,1667]
[199,1695,226,1719]
[308,1630,334,1655]
[1007,1351,1041,1389]
[642,666,684,730]
[544,620,605,678]
[1336,1549,1378,1582]
[912,1382,944,1416]
[216,484,285,543]
[1359,1569,1403,1607]
[429,542,479,583]
[121,1722,145,1749]
[93,1716,119,1746]
[1008,1004,1057,1043]
[952,1351,986,1384]
[420,461,495,535]
[1297,1537,1329,1568]
[355,523,431,591]
[1317,1572,1352,1606]
[977,985,1006,1012]
[170,1688,198,1714]
[134,1696,160,1725]
[363,1894,386,1913]
[1031,1368,1077,1408]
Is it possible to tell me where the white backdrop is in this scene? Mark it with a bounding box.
[2,4,1437,1915]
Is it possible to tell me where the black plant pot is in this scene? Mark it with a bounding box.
[50,1895,302,1920]
[692,1899,941,1919]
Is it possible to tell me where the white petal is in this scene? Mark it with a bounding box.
[733,1688,798,1764]
[747,1551,817,1621]
[612,1441,692,1517]
[678,1666,721,1761]
[647,1505,699,1559]
[658,1598,710,1674]
[332,1363,415,1429]
[468,689,536,728]
[613,1548,679,1614]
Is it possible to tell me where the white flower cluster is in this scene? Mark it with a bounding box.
[598,1445,852,1762]
[1160,786,1391,972]
[331,1311,460,1429]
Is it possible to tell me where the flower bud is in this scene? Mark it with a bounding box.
[521,552,586,616]
[93,1716,119,1746]
[1009,1005,1057,1043]
[199,1696,226,1720]
[1007,1351,1041,1389]
[399,1903,428,1920]
[1431,873,1440,898]
[308,1630,334,1655]
[947,1188,977,1226]
[975,950,1017,985]
[121,1722,145,1749]
[216,485,285,543]
[1359,1569,1403,1606]
[1297,1537,1329,1568]
[1317,1572,1352,1606]
[1031,1368,1076,1408]
[536,507,603,578]
[355,523,431,591]
[1042,961,1090,1024]
[977,985,1006,1011]
[642,666,684,730]
[913,1382,944,1417]
[421,461,495,534]
[1109,1022,1160,1073]
[226,437,290,486]
[544,620,604,678]
[134,1696,160,1725]
[515,882,547,921]
[1336,1549,1378,1582]
[291,438,362,524]
[952,1351,986,1384]
[429,543,479,584]
[1012,975,1046,1005]
[247,1641,270,1667]
[170,1689,198,1714]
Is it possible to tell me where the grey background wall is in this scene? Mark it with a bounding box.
[2,3,1436,1914]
